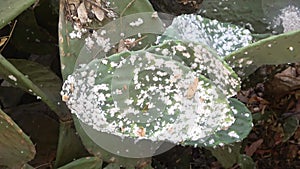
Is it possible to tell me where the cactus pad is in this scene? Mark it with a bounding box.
[0,109,35,168]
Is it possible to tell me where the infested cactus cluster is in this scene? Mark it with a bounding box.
[0,0,299,168]
[59,0,300,167]
[61,14,254,147]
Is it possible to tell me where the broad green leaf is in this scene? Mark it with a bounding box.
[199,0,274,34]
[103,163,119,169]
[0,0,35,29]
[58,157,103,169]
[0,57,70,120]
[238,154,255,169]
[206,142,241,169]
[11,10,57,55]
[109,0,154,15]
[54,121,89,168]
[0,108,35,168]
[282,116,299,142]
[0,86,24,107]
[73,117,152,169]
[200,1,300,34]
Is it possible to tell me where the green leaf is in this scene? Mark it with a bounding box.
[206,142,241,169]
[0,57,71,120]
[282,116,299,142]
[54,121,89,168]
[109,0,154,15]
[0,0,35,29]
[103,163,120,169]
[58,157,103,169]
[0,86,24,107]
[199,0,271,34]
[73,117,152,169]
[58,0,84,80]
[11,10,57,55]
[238,154,255,169]
[0,108,35,168]
[224,29,300,79]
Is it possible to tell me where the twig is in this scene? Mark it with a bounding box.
[0,20,17,53]
[120,0,136,17]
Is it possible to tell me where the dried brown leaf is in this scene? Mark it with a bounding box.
[186,77,198,99]
[0,37,8,47]
[77,2,89,24]
[92,5,105,21]
[245,138,263,156]
[117,39,129,53]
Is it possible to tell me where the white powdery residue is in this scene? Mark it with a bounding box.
[193,44,240,98]
[110,62,118,67]
[85,36,94,49]
[174,44,186,51]
[157,71,168,77]
[8,75,17,81]
[69,31,79,39]
[161,48,169,56]
[182,52,190,58]
[69,24,87,39]
[124,99,134,105]
[129,18,144,27]
[168,14,252,57]
[100,30,106,36]
[101,59,108,65]
[228,131,239,139]
[95,84,109,91]
[277,5,300,32]
[95,35,112,53]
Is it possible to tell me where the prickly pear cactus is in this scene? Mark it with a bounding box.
[147,40,240,97]
[60,1,254,167]
[199,0,268,33]
[59,0,164,167]
[162,14,253,58]
[0,108,35,168]
[61,40,252,146]
[225,29,300,79]
[58,157,103,169]
[59,0,157,80]
[199,0,300,34]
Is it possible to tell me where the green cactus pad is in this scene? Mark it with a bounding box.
[147,40,240,98]
[58,157,103,169]
[162,14,252,57]
[59,0,159,80]
[182,98,253,147]
[0,57,70,120]
[199,0,300,34]
[224,29,300,79]
[199,0,268,33]
[0,108,35,168]
[61,49,236,144]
